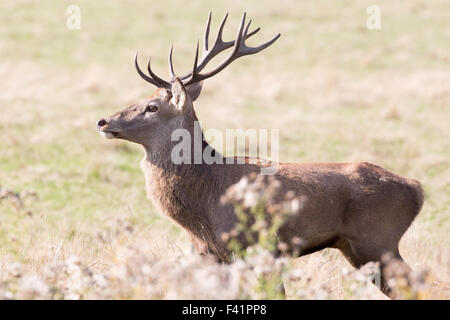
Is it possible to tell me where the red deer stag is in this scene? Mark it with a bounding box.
[97,12,423,298]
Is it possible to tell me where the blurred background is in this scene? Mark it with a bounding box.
[0,0,448,299]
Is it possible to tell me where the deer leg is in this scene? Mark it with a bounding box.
[336,240,392,297]
[345,239,411,299]
[333,235,412,299]
[380,252,414,299]
[276,282,286,299]
[333,237,364,268]
[333,238,393,296]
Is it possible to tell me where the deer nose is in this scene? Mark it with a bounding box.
[97,119,107,127]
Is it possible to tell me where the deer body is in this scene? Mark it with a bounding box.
[97,13,423,297]
[139,133,423,264]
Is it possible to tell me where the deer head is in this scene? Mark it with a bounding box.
[97,12,280,149]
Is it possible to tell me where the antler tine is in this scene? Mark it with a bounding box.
[232,12,247,54]
[204,12,212,53]
[192,39,200,77]
[147,56,171,89]
[135,51,167,88]
[242,32,281,55]
[244,26,260,40]
[243,19,252,39]
[214,12,229,47]
[168,43,176,80]
[233,15,281,57]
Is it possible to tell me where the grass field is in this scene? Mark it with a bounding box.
[0,0,448,299]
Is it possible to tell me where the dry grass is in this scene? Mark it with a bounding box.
[0,0,448,299]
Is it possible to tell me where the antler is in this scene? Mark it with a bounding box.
[178,12,261,81]
[182,12,280,87]
[135,12,280,88]
[135,52,171,89]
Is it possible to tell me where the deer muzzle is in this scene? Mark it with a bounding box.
[97,118,120,139]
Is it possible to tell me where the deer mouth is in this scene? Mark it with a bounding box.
[99,130,119,139]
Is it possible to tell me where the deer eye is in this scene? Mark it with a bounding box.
[145,105,158,113]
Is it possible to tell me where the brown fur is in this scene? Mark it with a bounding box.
[98,80,424,298]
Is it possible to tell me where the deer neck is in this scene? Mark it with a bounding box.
[140,123,231,260]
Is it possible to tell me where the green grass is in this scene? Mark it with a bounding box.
[0,0,448,298]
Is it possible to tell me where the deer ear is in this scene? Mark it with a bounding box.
[186,81,203,101]
[170,78,187,111]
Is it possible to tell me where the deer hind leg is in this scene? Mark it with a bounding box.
[334,237,411,299]
[333,238,364,268]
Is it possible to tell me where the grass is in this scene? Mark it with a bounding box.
[0,0,448,299]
